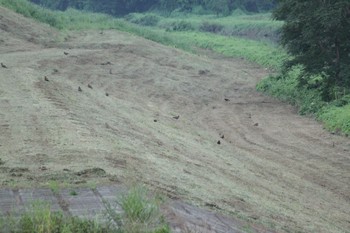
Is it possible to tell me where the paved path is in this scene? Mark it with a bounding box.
[0,186,260,233]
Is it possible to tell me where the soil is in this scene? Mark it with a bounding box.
[0,6,349,233]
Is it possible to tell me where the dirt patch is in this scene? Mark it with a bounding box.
[0,7,349,233]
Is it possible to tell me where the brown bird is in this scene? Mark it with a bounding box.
[78,86,82,92]
[1,63,7,68]
[64,52,69,55]
[217,140,221,145]
[105,92,109,96]
[173,115,180,120]
[44,76,49,81]
[88,84,93,89]
[224,98,230,102]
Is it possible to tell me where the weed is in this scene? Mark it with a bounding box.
[48,180,60,194]
[69,190,78,196]
[104,186,170,233]
[0,187,170,233]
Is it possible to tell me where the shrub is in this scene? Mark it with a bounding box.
[166,20,194,31]
[105,186,170,233]
[200,22,224,33]
[126,14,160,26]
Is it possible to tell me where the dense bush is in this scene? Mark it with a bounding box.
[200,22,224,33]
[273,0,350,101]
[126,14,161,26]
[29,0,277,16]
[165,20,194,31]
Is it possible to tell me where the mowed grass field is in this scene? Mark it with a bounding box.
[0,1,349,233]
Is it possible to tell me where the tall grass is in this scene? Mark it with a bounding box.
[0,187,170,233]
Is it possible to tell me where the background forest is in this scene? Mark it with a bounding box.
[29,0,276,16]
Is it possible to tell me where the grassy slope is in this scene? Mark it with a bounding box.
[0,0,348,134]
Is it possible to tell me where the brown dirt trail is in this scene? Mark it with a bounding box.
[0,7,349,233]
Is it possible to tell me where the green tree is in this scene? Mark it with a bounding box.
[273,0,350,100]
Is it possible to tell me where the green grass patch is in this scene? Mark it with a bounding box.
[257,66,350,136]
[168,31,286,69]
[0,187,170,233]
[319,105,350,136]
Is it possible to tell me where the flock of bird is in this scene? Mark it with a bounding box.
[1,50,259,147]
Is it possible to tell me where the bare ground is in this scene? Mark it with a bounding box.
[0,7,349,233]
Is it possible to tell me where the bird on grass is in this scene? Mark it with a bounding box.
[254,123,259,127]
[221,135,224,139]
[1,63,7,68]
[224,98,230,102]
[173,115,180,120]
[217,140,221,145]
[44,76,49,81]
[78,86,82,92]
[64,52,69,55]
[88,84,93,89]
[105,92,109,97]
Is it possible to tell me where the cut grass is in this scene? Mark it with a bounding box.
[0,0,347,135]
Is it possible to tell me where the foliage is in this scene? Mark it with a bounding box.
[125,13,161,26]
[257,65,326,115]
[273,0,350,101]
[165,20,195,31]
[0,201,116,233]
[199,21,224,33]
[0,187,170,233]
[28,0,277,16]
[104,186,170,233]
[319,104,350,136]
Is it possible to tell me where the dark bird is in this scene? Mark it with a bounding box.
[217,140,221,145]
[224,98,230,102]
[154,119,158,123]
[221,135,224,139]
[101,61,112,65]
[44,76,49,81]
[64,52,69,55]
[254,123,259,126]
[78,86,82,92]
[173,115,180,120]
[1,63,7,68]
[105,92,109,96]
[88,84,93,89]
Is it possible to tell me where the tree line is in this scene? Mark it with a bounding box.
[29,0,276,16]
[274,0,350,101]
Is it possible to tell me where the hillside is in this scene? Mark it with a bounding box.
[0,6,349,233]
